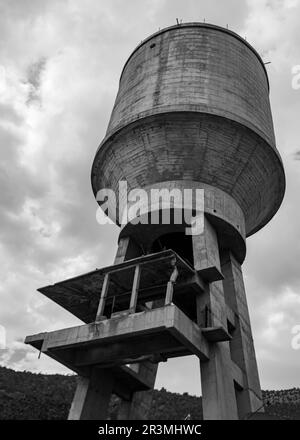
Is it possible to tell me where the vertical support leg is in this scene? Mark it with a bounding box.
[129,360,158,419]
[192,214,238,420]
[221,250,264,419]
[68,368,114,420]
[115,236,158,420]
[196,282,238,419]
[118,361,158,420]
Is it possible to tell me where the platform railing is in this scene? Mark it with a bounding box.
[95,256,179,322]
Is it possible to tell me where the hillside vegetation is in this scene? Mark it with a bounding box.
[0,366,299,420]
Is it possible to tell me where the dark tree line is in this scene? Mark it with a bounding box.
[0,366,299,420]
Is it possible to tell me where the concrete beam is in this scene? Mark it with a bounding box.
[192,214,224,282]
[25,305,210,365]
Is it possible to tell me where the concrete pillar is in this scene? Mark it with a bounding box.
[68,368,114,420]
[221,250,264,419]
[131,390,155,419]
[192,215,223,282]
[117,360,158,420]
[193,215,238,420]
[196,281,239,419]
[115,236,158,420]
[118,388,155,420]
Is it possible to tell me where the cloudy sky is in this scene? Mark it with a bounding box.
[0,0,300,396]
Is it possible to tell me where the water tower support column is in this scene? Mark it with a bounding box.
[193,215,239,420]
[221,251,264,418]
[68,368,114,420]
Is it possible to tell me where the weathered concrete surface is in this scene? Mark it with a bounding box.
[93,114,285,237]
[25,305,210,365]
[119,181,246,263]
[192,214,223,281]
[92,23,285,236]
[68,368,114,420]
[193,218,238,420]
[221,250,264,418]
[198,282,239,420]
[108,24,273,145]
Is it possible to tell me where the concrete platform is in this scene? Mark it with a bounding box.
[25,304,209,373]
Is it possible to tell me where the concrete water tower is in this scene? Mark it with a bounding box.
[26,23,285,420]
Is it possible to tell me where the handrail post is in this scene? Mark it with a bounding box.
[165,261,179,305]
[95,272,110,321]
[129,264,141,314]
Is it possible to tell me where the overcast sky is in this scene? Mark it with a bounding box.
[0,0,300,396]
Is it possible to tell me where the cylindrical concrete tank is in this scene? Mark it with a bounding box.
[91,23,285,258]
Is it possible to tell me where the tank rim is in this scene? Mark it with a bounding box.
[119,22,270,91]
[91,111,285,237]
